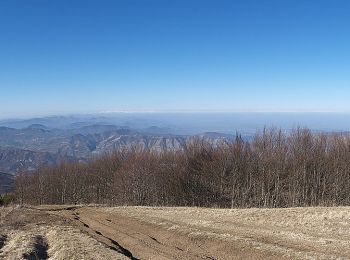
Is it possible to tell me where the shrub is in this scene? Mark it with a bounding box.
[0,193,15,206]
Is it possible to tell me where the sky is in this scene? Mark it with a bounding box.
[0,0,350,118]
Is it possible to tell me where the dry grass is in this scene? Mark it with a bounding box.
[99,206,350,259]
[0,224,127,260]
[46,226,128,260]
[0,229,35,260]
[0,206,127,260]
[0,206,14,224]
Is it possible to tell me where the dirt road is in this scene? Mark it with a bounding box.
[2,206,350,259]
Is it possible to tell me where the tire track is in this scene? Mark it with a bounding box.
[71,210,138,259]
[69,208,217,260]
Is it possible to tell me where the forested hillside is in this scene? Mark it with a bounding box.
[15,128,350,208]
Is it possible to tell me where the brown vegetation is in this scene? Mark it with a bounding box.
[15,128,350,208]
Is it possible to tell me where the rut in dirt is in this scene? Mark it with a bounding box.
[23,235,48,260]
[93,228,139,260]
[70,210,138,260]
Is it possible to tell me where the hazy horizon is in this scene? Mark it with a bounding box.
[3,109,350,122]
[2,112,350,135]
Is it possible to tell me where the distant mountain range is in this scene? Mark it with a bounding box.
[0,116,240,193]
[0,146,75,174]
[0,125,203,162]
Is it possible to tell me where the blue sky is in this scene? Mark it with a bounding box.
[0,0,350,117]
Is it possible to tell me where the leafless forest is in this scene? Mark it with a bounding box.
[14,128,350,208]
